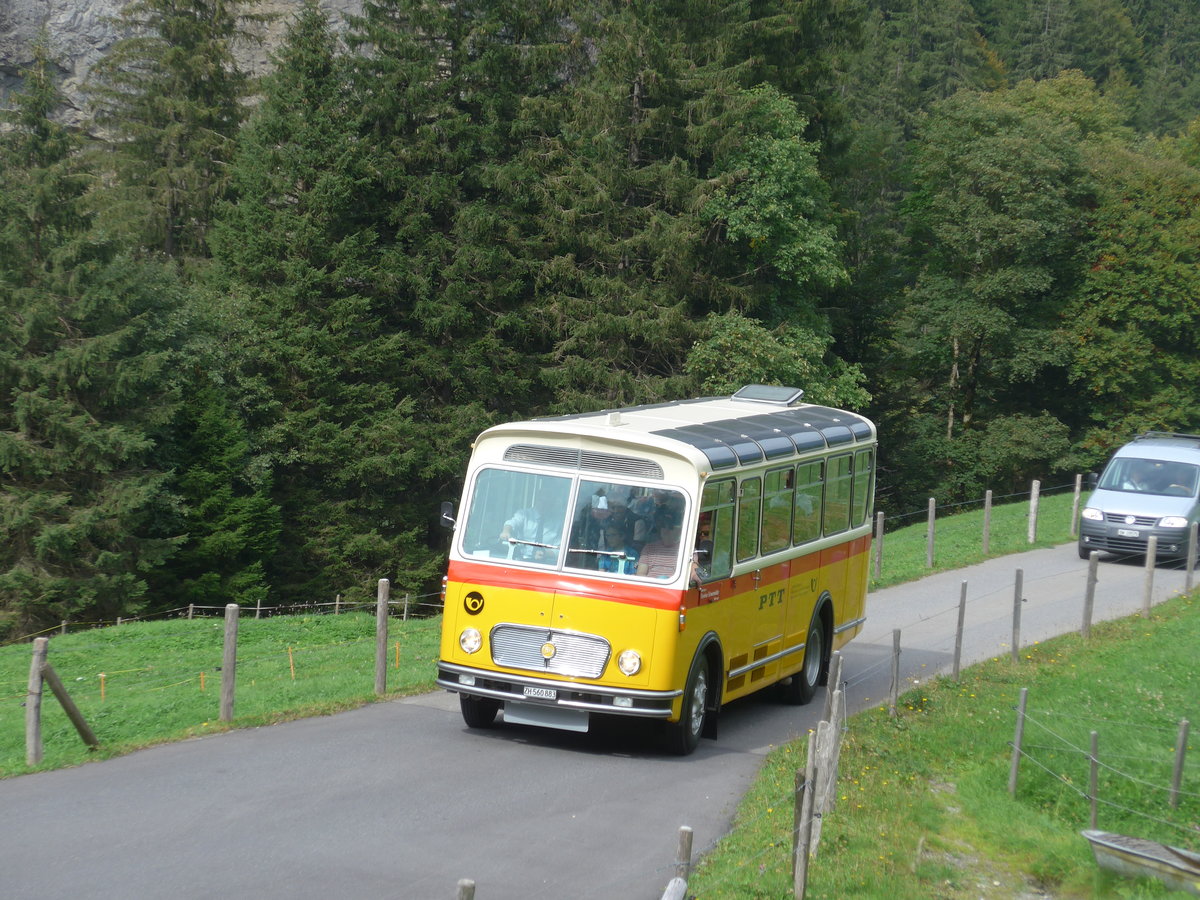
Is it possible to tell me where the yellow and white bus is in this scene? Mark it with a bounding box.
[436,385,876,753]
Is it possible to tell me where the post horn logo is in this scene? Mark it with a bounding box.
[463,591,485,615]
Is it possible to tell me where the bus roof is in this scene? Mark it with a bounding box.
[481,386,875,473]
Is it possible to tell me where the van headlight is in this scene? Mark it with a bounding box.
[617,649,642,676]
[1081,507,1103,521]
[459,628,482,654]
[1160,516,1189,528]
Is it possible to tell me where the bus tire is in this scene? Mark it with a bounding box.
[664,654,710,756]
[780,617,826,706]
[460,694,500,729]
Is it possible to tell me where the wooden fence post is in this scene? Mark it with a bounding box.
[1008,687,1028,796]
[675,825,693,881]
[220,603,239,723]
[1070,474,1082,538]
[888,629,901,717]
[873,511,884,580]
[794,745,818,899]
[25,637,48,765]
[375,579,390,695]
[1082,551,1099,638]
[1011,569,1023,664]
[1171,719,1190,809]
[1143,536,1157,618]
[1185,525,1195,595]
[41,664,99,750]
[1188,524,1198,593]
[952,581,967,680]
[926,498,936,568]
[982,490,993,555]
[1089,731,1099,829]
[1027,480,1040,544]
[456,878,475,900]
[822,652,844,723]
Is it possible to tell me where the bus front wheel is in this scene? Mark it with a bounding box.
[460,694,500,729]
[664,655,710,756]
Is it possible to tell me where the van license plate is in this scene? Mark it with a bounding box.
[523,686,556,700]
[1117,528,1140,537]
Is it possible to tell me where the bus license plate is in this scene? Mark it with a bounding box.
[1117,528,1140,537]
[523,685,556,700]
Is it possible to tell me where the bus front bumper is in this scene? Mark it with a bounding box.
[437,661,680,719]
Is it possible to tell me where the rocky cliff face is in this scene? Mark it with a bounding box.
[0,0,362,127]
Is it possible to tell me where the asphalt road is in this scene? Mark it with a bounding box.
[1,546,1190,900]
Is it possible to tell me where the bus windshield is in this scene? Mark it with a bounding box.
[459,468,687,578]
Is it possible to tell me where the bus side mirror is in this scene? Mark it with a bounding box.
[440,501,456,528]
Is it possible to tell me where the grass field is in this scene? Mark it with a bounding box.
[0,613,441,777]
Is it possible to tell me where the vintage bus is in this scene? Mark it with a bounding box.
[436,385,876,754]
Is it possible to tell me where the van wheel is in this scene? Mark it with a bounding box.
[1077,541,1090,560]
[780,619,824,706]
[460,694,500,729]
[664,655,710,755]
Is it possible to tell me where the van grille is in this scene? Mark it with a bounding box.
[1103,513,1159,527]
[490,624,611,679]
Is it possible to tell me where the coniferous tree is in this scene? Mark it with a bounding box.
[0,46,188,635]
[213,1,445,602]
[86,0,265,261]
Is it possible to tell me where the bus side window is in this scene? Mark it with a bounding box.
[851,448,875,527]
[761,467,794,555]
[823,454,852,535]
[700,478,735,580]
[736,477,762,562]
[793,460,824,544]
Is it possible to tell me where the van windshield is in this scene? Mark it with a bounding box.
[1098,458,1200,497]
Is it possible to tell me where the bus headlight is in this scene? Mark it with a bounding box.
[459,628,482,654]
[617,649,642,676]
[1081,507,1103,521]
[1161,516,1189,528]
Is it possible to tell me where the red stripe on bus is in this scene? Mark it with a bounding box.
[448,533,871,613]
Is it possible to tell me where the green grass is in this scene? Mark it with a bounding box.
[870,489,1079,590]
[0,613,440,777]
[690,576,1200,898]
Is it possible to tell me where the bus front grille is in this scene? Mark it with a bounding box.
[490,625,611,679]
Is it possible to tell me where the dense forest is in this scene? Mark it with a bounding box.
[3,0,1199,636]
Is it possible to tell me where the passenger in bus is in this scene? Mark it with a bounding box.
[637,515,683,579]
[597,525,639,575]
[633,490,683,549]
[605,496,634,542]
[499,497,560,561]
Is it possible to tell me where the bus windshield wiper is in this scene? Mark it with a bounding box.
[506,538,559,550]
[569,547,627,559]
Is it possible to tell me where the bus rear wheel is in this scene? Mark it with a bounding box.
[780,619,825,706]
[664,655,710,756]
[460,694,500,729]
